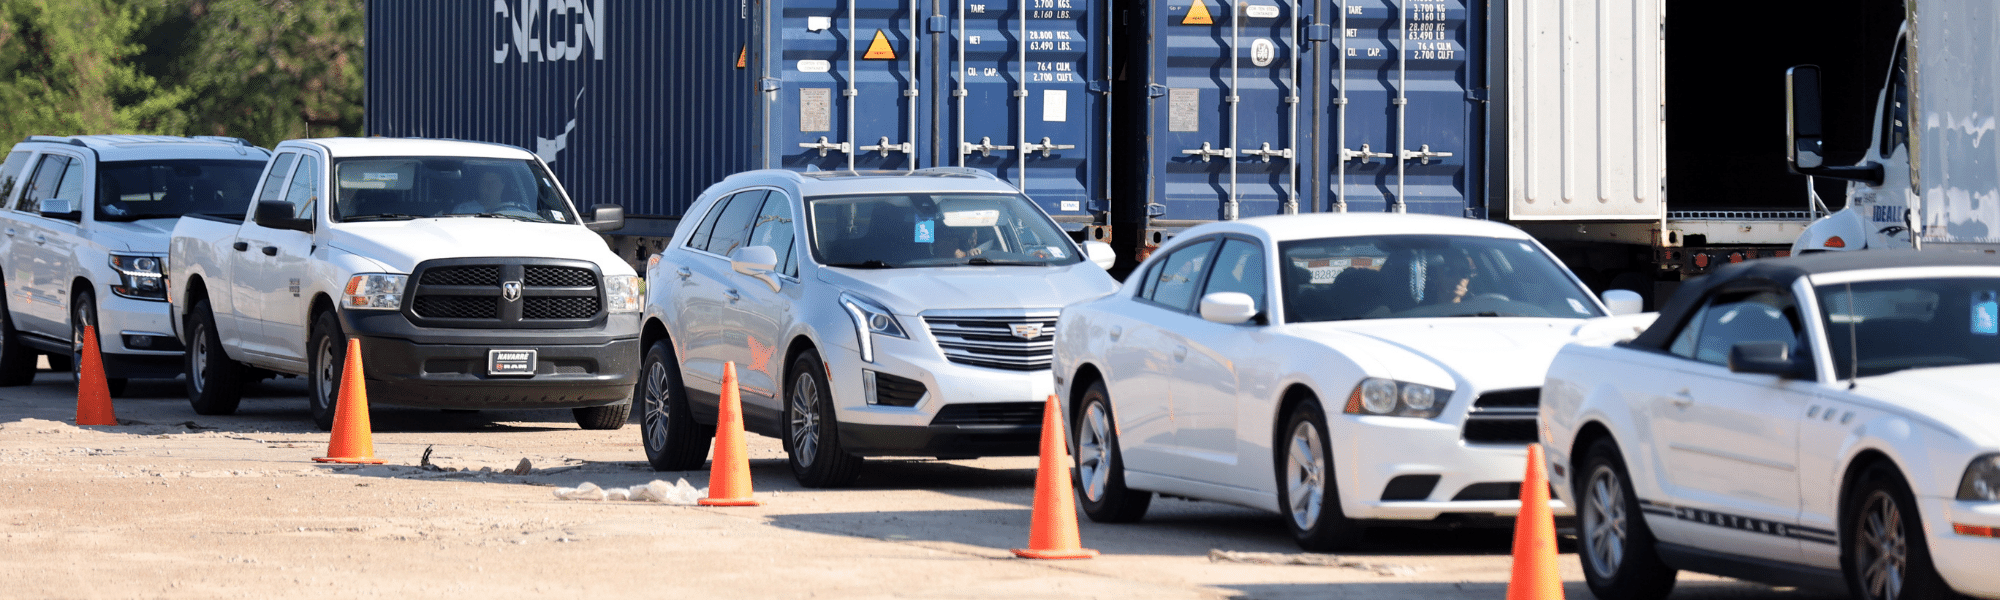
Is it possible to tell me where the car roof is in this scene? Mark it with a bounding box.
[283,137,536,160]
[718,168,1021,196]
[14,135,269,162]
[1628,249,2000,351]
[1154,213,1536,252]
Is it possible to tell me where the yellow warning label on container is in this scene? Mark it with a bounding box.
[1183,0,1214,25]
[864,30,896,60]
[736,45,747,68]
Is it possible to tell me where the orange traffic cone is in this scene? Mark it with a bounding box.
[1012,395,1098,559]
[315,338,385,464]
[74,324,116,426]
[699,361,759,506]
[1507,443,1564,599]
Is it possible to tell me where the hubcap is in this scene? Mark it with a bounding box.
[642,361,670,452]
[1077,401,1112,502]
[1583,465,1630,577]
[1856,490,1908,600]
[71,304,90,371]
[1285,420,1326,530]
[191,323,209,393]
[789,371,821,468]
[315,336,337,411]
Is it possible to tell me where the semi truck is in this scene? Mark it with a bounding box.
[366,0,1908,304]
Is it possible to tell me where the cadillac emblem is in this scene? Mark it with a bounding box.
[1010,323,1043,339]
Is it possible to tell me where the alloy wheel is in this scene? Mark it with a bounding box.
[642,361,670,453]
[1855,490,1908,600]
[1077,402,1112,502]
[1285,421,1326,530]
[1583,465,1630,577]
[789,371,821,468]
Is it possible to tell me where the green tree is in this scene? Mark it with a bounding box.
[172,0,363,147]
[0,0,189,142]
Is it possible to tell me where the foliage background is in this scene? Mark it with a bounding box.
[0,0,363,148]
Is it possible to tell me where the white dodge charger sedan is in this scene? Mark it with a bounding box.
[1541,250,2000,600]
[1052,213,1642,551]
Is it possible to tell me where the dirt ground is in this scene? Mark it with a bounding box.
[0,364,1840,599]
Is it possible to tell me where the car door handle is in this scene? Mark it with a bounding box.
[261,246,279,256]
[1173,345,1188,361]
[676,267,692,280]
[724,288,741,302]
[1108,325,1121,341]
[32,234,46,245]
[1670,388,1693,407]
[232,242,249,252]
[3,228,14,237]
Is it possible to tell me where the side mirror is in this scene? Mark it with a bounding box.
[585,204,624,232]
[729,245,781,292]
[1198,292,1259,325]
[1728,341,1802,377]
[1601,289,1644,316]
[1785,65,1884,185]
[1083,240,1117,270]
[37,198,77,220]
[253,200,312,232]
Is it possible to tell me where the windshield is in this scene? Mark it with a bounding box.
[806,193,1080,268]
[1278,234,1602,322]
[94,159,268,221]
[331,157,577,224]
[1817,277,2000,377]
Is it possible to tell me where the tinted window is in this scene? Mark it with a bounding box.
[1819,277,2000,377]
[1279,234,1601,322]
[684,193,732,252]
[259,153,298,205]
[0,151,31,209]
[1201,238,1267,315]
[282,155,320,220]
[705,190,768,256]
[331,157,577,224]
[1144,239,1217,312]
[95,159,270,220]
[1674,291,1802,366]
[747,192,798,276]
[20,154,73,214]
[806,192,1080,268]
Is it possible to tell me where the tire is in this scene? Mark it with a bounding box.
[1576,437,1678,600]
[1844,463,1960,600]
[1073,380,1150,522]
[307,311,348,432]
[638,340,710,471]
[70,291,127,397]
[0,289,34,386]
[1277,398,1364,551]
[184,300,243,415]
[572,402,630,430]
[784,349,861,487]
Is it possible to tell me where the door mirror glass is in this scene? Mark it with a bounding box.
[1728,341,1802,377]
[1198,292,1259,325]
[1602,289,1644,316]
[1083,240,1117,270]
[1786,65,1825,170]
[253,200,312,232]
[730,245,781,292]
[585,203,624,232]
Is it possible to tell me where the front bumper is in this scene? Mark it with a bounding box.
[342,311,640,410]
[823,333,1051,458]
[1335,413,1574,521]
[96,292,183,380]
[1929,498,2000,597]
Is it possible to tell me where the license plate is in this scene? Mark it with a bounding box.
[488,349,537,376]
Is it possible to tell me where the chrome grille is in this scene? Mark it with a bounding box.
[922,314,1059,371]
[1462,387,1540,445]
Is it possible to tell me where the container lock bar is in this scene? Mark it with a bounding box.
[800,136,852,157]
[1241,143,1294,162]
[1400,144,1453,165]
[1342,143,1393,164]
[1182,142,1235,162]
[1022,137,1075,158]
[962,137,1016,157]
[859,137,914,156]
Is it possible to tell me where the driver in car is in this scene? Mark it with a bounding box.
[451,170,531,215]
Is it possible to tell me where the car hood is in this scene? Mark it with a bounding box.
[817,262,1118,315]
[326,219,632,275]
[88,218,179,254]
[1286,318,1592,392]
[1853,364,2000,445]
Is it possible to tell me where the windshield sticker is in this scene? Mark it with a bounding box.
[941,209,999,227]
[914,219,935,243]
[1045,246,1067,258]
[363,172,398,181]
[1567,297,1589,314]
[1974,291,1997,335]
[552,212,566,222]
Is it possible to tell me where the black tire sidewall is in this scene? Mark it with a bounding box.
[307,311,344,431]
[1277,399,1359,551]
[1576,438,1676,600]
[639,340,708,471]
[184,301,242,415]
[1844,464,1956,600]
[1075,381,1150,522]
[785,349,859,487]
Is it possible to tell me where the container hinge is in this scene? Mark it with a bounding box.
[1021,137,1075,158]
[1146,203,1167,218]
[759,77,782,92]
[1181,142,1234,162]
[1465,88,1489,102]
[859,137,913,156]
[1305,23,1332,42]
[927,15,949,33]
[1146,84,1168,98]
[1241,142,1293,162]
[1341,143,1393,163]
[800,136,851,157]
[962,136,1016,157]
[1087,80,1107,94]
[1013,90,1030,98]
[904,89,919,97]
[1401,144,1453,165]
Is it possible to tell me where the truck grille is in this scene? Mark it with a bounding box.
[406,258,604,329]
[922,314,1059,371]
[1462,388,1541,445]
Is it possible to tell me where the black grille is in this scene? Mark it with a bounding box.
[1451,482,1559,501]
[1462,387,1541,445]
[420,266,499,286]
[413,296,498,319]
[524,266,595,287]
[524,297,599,319]
[871,372,927,407]
[1474,388,1541,409]
[932,402,1044,427]
[1380,475,1441,501]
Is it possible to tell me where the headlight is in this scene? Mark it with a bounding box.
[840,292,906,363]
[1345,377,1451,419]
[1961,454,2000,501]
[108,254,166,300]
[604,275,642,313]
[341,274,407,310]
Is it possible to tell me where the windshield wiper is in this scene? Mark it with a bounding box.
[343,214,422,222]
[964,257,1043,266]
[454,212,541,222]
[824,260,893,269]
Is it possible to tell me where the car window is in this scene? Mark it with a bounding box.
[1201,238,1266,315]
[806,192,1080,268]
[1675,290,1802,366]
[332,157,575,223]
[259,153,299,205]
[1143,238,1217,312]
[705,190,768,256]
[94,159,269,221]
[684,192,733,252]
[748,191,797,276]
[1279,235,1601,322]
[20,154,74,214]
[1818,276,2000,377]
[282,155,320,220]
[0,151,31,209]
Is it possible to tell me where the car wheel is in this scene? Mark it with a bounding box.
[70,291,127,397]
[1845,463,1959,600]
[184,299,243,415]
[639,340,710,471]
[0,289,35,386]
[1576,437,1677,600]
[784,349,861,487]
[1277,397,1364,551]
[1074,379,1151,522]
[572,402,630,430]
[307,311,347,432]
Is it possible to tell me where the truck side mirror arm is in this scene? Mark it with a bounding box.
[1785,64,1886,186]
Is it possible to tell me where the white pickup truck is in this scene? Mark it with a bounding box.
[167,138,642,430]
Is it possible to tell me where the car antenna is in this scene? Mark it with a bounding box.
[1845,282,1859,389]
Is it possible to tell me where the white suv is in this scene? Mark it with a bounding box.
[0,135,271,393]
[638,168,1119,487]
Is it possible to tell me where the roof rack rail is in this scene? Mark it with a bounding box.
[915,166,997,180]
[191,136,252,146]
[24,135,86,147]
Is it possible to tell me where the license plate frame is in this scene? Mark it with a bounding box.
[487,349,537,376]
